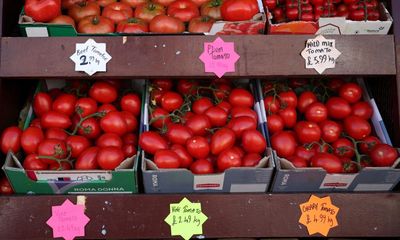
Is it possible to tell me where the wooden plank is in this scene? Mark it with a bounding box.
[0,35,396,78]
[0,193,399,239]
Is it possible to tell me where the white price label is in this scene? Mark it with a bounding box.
[70,39,112,76]
[301,35,341,74]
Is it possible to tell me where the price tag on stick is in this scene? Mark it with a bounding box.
[70,39,112,76]
[301,35,341,74]
[165,197,208,240]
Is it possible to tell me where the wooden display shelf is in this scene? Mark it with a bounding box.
[0,193,399,239]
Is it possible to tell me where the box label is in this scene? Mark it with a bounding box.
[193,174,224,190]
[26,27,49,37]
[319,174,357,189]
[35,171,112,182]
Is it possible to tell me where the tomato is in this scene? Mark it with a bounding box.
[121,0,147,8]
[201,0,223,20]
[75,146,99,170]
[116,17,149,33]
[311,153,343,173]
[77,15,115,33]
[139,131,168,155]
[168,0,200,22]
[134,3,166,22]
[153,0,175,6]
[190,159,214,174]
[271,131,297,158]
[0,177,14,195]
[229,88,254,108]
[52,93,77,117]
[96,133,123,148]
[33,92,52,117]
[210,128,236,155]
[171,144,193,168]
[295,121,321,144]
[37,139,68,164]
[102,2,133,24]
[96,0,117,7]
[305,102,328,123]
[149,15,185,33]
[332,138,355,158]
[267,114,284,134]
[263,0,276,10]
[97,146,125,170]
[166,124,193,145]
[193,97,213,114]
[68,1,100,22]
[263,96,280,114]
[205,106,228,127]
[49,15,76,27]
[45,128,68,141]
[242,153,261,167]
[216,101,231,113]
[100,111,128,136]
[241,129,266,154]
[297,91,317,113]
[214,83,231,101]
[89,82,118,104]
[278,107,297,128]
[98,104,117,114]
[123,133,137,145]
[41,111,72,129]
[20,127,44,154]
[227,116,257,138]
[161,91,184,112]
[339,82,362,103]
[221,0,258,21]
[23,153,48,170]
[185,114,211,136]
[49,161,72,170]
[122,143,137,158]
[351,101,373,120]
[75,97,97,118]
[186,136,210,159]
[78,117,101,139]
[177,79,198,95]
[326,97,351,119]
[121,111,138,132]
[30,118,42,129]
[344,115,371,140]
[286,7,298,20]
[294,146,315,161]
[217,147,242,171]
[349,9,365,21]
[150,107,172,129]
[370,144,398,167]
[66,135,91,158]
[287,155,308,168]
[62,0,85,9]
[318,119,342,143]
[231,107,257,122]
[359,136,381,154]
[367,9,380,21]
[154,149,180,168]
[152,79,173,91]
[25,0,61,22]
[188,16,215,33]
[327,78,344,92]
[278,91,297,108]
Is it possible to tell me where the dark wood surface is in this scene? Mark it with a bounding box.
[0,193,399,239]
[0,35,396,78]
[392,0,400,146]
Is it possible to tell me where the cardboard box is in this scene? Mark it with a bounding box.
[2,79,144,194]
[267,3,392,35]
[141,79,274,193]
[256,78,400,192]
[19,1,266,37]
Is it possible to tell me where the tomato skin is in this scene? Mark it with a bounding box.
[242,153,262,167]
[370,144,398,167]
[177,79,198,95]
[351,101,373,120]
[89,82,118,104]
[278,107,297,128]
[326,97,352,119]
[192,97,213,114]
[205,106,228,127]
[30,118,42,128]
[75,146,99,170]
[102,2,134,24]
[37,139,68,164]
[190,159,214,174]
[25,0,61,22]
[263,96,280,114]
[135,3,166,22]
[359,136,381,154]
[171,144,193,168]
[231,107,257,122]
[167,0,200,22]
[139,131,168,155]
[100,111,128,136]
[166,124,193,145]
[45,128,68,141]
[33,92,52,117]
[295,121,321,144]
[311,153,343,173]
[332,138,355,158]
[21,127,44,154]
[78,15,115,33]
[344,116,371,140]
[123,144,137,158]
[41,111,72,129]
[97,146,125,170]
[69,1,101,22]
[121,111,138,132]
[217,148,242,171]
[52,93,77,116]
[23,153,48,170]
[305,102,328,123]
[96,133,123,148]
[319,120,342,143]
[294,146,315,162]
[297,91,317,113]
[227,116,257,138]
[98,104,117,114]
[185,114,212,136]
[123,133,138,145]
[339,82,362,103]
[121,0,148,8]
[186,136,210,159]
[217,101,232,113]
[49,161,72,170]
[66,135,91,158]
[267,114,284,134]
[279,91,297,108]
[201,0,223,21]
[121,93,141,116]
[149,15,185,33]
[211,128,236,155]
[151,107,172,129]
[78,118,101,139]
[221,0,259,21]
[271,131,297,158]
[116,17,149,33]
[287,155,308,168]
[161,91,184,112]
[153,0,175,6]
[0,177,14,195]
[96,0,118,7]
[242,129,266,154]
[75,97,98,118]
[229,88,254,108]
[154,149,181,168]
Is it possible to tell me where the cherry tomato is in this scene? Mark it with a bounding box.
[192,97,213,114]
[37,139,68,164]
[186,136,210,159]
[297,91,317,113]
[23,153,48,170]
[89,81,118,104]
[139,131,168,155]
[75,146,100,170]
[75,97,98,118]
[45,128,68,141]
[359,136,381,154]
[278,107,297,128]
[229,88,254,108]
[33,92,52,117]
[344,115,371,140]
[295,121,321,144]
[185,114,212,136]
[332,138,355,158]
[287,155,308,168]
[267,114,284,134]
[78,117,101,139]
[190,159,214,174]
[217,147,242,171]
[154,149,180,168]
[305,102,328,123]
[66,135,91,158]
[210,128,236,155]
[351,101,373,120]
[166,124,193,145]
[121,93,141,116]
[311,153,343,173]
[271,131,297,158]
[97,146,125,170]
[100,111,128,136]
[41,111,72,129]
[171,144,193,168]
[151,107,172,129]
[326,97,352,119]
[221,0,259,21]
[339,82,363,103]
[370,144,398,167]
[319,120,342,143]
[227,116,257,138]
[20,126,44,154]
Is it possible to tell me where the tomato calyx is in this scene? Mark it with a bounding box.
[91,15,102,25]
[127,17,141,23]
[210,0,223,7]
[37,146,73,170]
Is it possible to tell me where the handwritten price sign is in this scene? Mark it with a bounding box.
[301,35,341,74]
[299,195,339,236]
[165,198,208,240]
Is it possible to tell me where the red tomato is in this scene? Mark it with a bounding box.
[25,0,61,22]
[332,138,355,158]
[122,133,137,145]
[190,159,214,174]
[327,78,344,92]
[171,144,193,168]
[188,16,214,33]
[23,153,48,170]
[97,146,125,170]
[166,124,193,145]
[49,14,76,27]
[139,131,168,155]
[89,82,118,104]
[227,116,257,138]
[68,1,101,22]
[216,101,232,113]
[192,97,213,114]
[351,101,373,120]
[20,127,44,154]
[370,144,398,167]
[297,91,317,113]
[271,131,297,158]
[263,96,281,114]
[311,153,343,173]
[78,118,101,139]
[205,106,228,127]
[215,83,231,101]
[154,149,180,168]
[66,135,91,158]
[96,0,118,7]
[359,136,381,154]
[121,111,138,132]
[96,133,123,148]
[294,121,321,144]
[62,0,85,9]
[221,0,259,21]
[185,114,212,136]
[229,88,254,108]
[326,97,352,119]
[161,91,184,112]
[153,0,175,6]
[241,129,266,154]
[0,177,14,195]
[201,0,223,20]
[120,93,142,117]
[49,161,72,170]
[186,136,210,159]
[41,111,72,129]
[294,146,315,162]
[37,139,68,164]
[102,2,133,24]
[150,107,172,129]
[167,0,200,22]
[217,148,242,171]
[78,15,115,33]
[344,116,371,140]
[75,97,97,118]
[33,92,52,117]
[30,118,42,128]
[339,82,363,103]
[267,114,284,134]
[211,128,236,155]
[231,107,257,122]
[121,0,147,8]
[116,17,149,33]
[242,153,262,167]
[305,102,328,123]
[279,91,297,108]
[278,107,297,128]
[177,79,198,95]
[75,146,99,170]
[123,144,137,158]
[134,2,166,22]
[52,93,77,117]
[286,7,299,21]
[319,120,342,143]
[149,14,185,33]
[98,103,117,114]
[45,128,68,141]
[287,155,308,168]
[100,111,128,136]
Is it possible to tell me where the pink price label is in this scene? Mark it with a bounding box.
[46,199,90,240]
[199,37,240,78]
